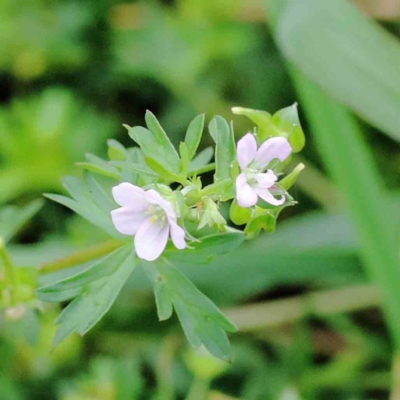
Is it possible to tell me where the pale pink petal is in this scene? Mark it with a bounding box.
[235,173,258,208]
[134,218,169,261]
[254,186,286,206]
[111,207,147,235]
[146,189,176,220]
[170,221,186,249]
[255,170,278,189]
[254,137,291,169]
[112,183,148,211]
[237,133,257,171]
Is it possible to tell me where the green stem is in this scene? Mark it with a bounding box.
[0,238,17,305]
[39,239,124,274]
[390,353,400,400]
[224,284,380,331]
[185,377,210,400]
[155,335,179,400]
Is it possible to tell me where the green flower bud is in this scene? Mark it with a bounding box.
[198,197,226,230]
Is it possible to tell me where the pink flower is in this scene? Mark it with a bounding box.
[111,183,186,261]
[235,133,291,208]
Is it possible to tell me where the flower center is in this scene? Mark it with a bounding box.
[244,168,258,186]
[146,204,167,226]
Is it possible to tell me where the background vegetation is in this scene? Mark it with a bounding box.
[0,0,399,399]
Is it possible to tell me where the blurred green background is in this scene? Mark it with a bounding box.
[1,0,400,399]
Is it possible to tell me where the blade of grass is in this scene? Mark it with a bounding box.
[267,0,400,350]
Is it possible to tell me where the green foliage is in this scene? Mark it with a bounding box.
[208,116,237,181]
[143,259,237,361]
[36,246,135,346]
[272,0,400,142]
[1,0,400,398]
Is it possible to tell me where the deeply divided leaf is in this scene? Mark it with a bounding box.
[143,259,237,361]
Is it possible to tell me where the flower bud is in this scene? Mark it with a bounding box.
[198,197,226,230]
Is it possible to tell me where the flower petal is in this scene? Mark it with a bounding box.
[254,137,291,169]
[237,133,257,171]
[170,221,186,250]
[254,186,286,206]
[146,189,176,220]
[235,173,258,208]
[111,207,147,235]
[134,218,169,261]
[255,170,277,189]
[112,183,148,211]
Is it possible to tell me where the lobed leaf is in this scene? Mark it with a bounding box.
[143,259,237,360]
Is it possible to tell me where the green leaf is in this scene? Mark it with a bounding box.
[270,0,400,142]
[184,114,205,160]
[279,163,305,190]
[84,173,116,215]
[76,153,120,180]
[144,157,186,185]
[143,259,237,360]
[127,125,180,174]
[272,104,305,152]
[0,199,44,243]
[107,139,127,161]
[110,160,158,178]
[288,70,400,347]
[188,147,214,174]
[36,246,131,302]
[142,263,173,321]
[164,231,244,264]
[145,111,180,160]
[229,199,251,226]
[47,247,135,347]
[198,179,234,202]
[208,116,237,181]
[179,141,190,177]
[232,106,277,142]
[45,175,120,238]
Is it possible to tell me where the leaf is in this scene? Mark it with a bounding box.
[36,246,131,302]
[0,199,44,243]
[208,116,236,181]
[84,173,116,214]
[179,141,190,176]
[46,247,135,347]
[272,104,305,152]
[184,114,205,160]
[144,157,186,184]
[288,70,400,347]
[143,259,237,360]
[188,147,214,174]
[76,153,120,180]
[107,139,127,161]
[145,111,180,162]
[45,175,120,238]
[127,125,180,174]
[232,106,277,142]
[198,179,234,202]
[270,0,400,142]
[110,160,158,178]
[164,231,244,264]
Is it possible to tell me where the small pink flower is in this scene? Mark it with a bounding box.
[111,183,186,261]
[235,133,291,208]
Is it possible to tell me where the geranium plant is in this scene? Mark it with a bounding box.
[35,105,305,361]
